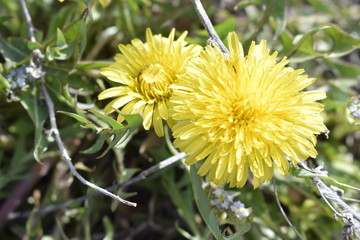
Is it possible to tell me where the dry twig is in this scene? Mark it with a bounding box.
[9,152,187,220]
[191,0,229,56]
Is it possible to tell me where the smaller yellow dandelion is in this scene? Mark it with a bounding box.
[98,28,202,136]
[170,32,327,188]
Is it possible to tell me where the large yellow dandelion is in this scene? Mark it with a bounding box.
[99,28,201,136]
[170,32,327,188]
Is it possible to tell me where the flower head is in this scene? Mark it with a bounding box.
[170,32,326,188]
[99,28,201,136]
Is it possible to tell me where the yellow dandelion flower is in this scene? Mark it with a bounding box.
[98,28,202,136]
[170,32,327,188]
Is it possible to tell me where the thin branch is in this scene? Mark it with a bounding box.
[331,179,360,192]
[297,162,360,229]
[191,0,229,56]
[273,179,305,240]
[9,152,187,220]
[315,178,343,217]
[40,82,137,207]
[18,0,36,42]
[18,0,137,207]
[312,176,360,223]
[342,197,360,204]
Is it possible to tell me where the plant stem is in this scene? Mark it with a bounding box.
[191,0,229,56]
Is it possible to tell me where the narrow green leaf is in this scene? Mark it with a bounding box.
[323,24,360,58]
[46,27,78,61]
[102,216,114,240]
[280,30,294,54]
[57,111,97,130]
[287,25,331,58]
[88,109,125,130]
[46,45,69,61]
[63,19,87,62]
[162,169,201,237]
[324,59,360,77]
[0,37,30,62]
[196,18,236,41]
[45,2,79,42]
[96,129,129,158]
[0,73,10,90]
[33,123,48,163]
[56,28,67,46]
[214,18,236,40]
[76,61,112,70]
[88,110,142,132]
[18,87,49,162]
[60,110,141,157]
[121,114,142,131]
[81,131,109,154]
[326,84,353,103]
[190,166,224,240]
[120,168,141,182]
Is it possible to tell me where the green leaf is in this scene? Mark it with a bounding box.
[45,19,87,62]
[0,37,31,63]
[324,59,360,77]
[76,61,112,71]
[88,110,142,132]
[63,19,87,62]
[81,131,109,155]
[288,24,360,62]
[279,30,294,54]
[56,28,67,46]
[46,45,68,61]
[196,18,236,41]
[17,87,49,162]
[81,131,112,154]
[96,129,130,158]
[190,166,224,240]
[57,111,98,130]
[46,28,77,61]
[214,18,237,40]
[59,110,141,158]
[44,1,84,42]
[326,83,353,103]
[120,168,141,182]
[102,216,114,240]
[322,24,360,58]
[162,168,201,237]
[88,109,125,130]
[0,73,10,90]
[287,25,331,58]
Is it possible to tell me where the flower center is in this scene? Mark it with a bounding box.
[230,97,257,125]
[141,63,166,83]
[136,63,174,100]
